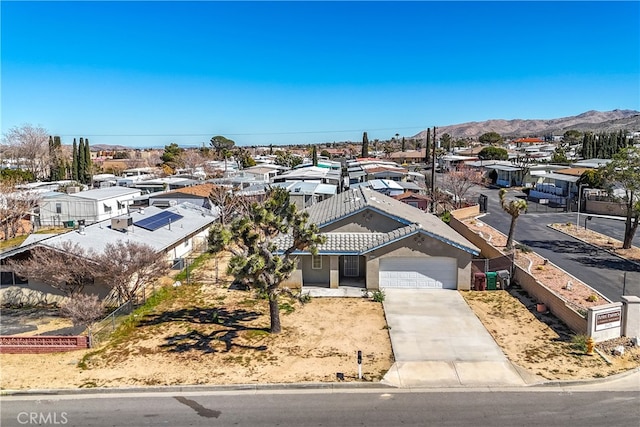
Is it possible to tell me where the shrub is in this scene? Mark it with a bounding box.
[571,334,589,352]
[515,243,532,253]
[587,294,599,302]
[372,289,386,303]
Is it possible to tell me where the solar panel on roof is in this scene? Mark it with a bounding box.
[134,211,184,231]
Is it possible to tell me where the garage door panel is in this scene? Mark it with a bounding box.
[379,257,456,289]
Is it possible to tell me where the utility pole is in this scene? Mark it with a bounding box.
[430,126,437,213]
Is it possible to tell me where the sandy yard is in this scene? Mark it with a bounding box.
[2,227,640,390]
[0,255,393,389]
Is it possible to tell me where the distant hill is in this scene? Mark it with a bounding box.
[414,109,640,140]
[91,144,139,151]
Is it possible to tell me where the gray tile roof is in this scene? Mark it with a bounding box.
[279,187,480,255]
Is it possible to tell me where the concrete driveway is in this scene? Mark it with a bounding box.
[381,289,532,388]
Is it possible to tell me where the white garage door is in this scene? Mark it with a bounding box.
[379,257,457,289]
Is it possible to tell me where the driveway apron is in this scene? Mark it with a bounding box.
[381,289,528,388]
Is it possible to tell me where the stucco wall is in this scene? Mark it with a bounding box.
[321,209,402,233]
[585,200,627,217]
[364,234,472,290]
[450,215,589,334]
[300,255,330,285]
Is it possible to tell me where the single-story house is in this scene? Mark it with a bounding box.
[1,202,218,305]
[388,149,426,164]
[148,183,216,210]
[278,187,479,291]
[35,186,142,227]
[392,192,432,211]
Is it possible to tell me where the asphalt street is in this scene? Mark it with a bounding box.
[469,187,640,302]
[1,389,639,427]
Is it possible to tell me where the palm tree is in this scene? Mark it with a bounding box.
[499,189,527,250]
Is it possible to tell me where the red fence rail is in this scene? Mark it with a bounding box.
[0,335,89,354]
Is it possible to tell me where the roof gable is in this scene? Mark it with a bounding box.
[303,188,479,254]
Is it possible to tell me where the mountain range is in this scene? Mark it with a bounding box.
[413,109,640,140]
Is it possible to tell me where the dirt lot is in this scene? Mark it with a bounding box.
[2,231,640,390]
[463,289,640,380]
[0,255,394,389]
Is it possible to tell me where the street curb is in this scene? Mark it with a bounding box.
[547,224,640,269]
[0,381,394,396]
[3,369,639,396]
[528,366,640,388]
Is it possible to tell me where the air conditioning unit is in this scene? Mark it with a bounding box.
[111,216,133,232]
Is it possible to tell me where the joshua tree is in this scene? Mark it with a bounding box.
[499,188,527,250]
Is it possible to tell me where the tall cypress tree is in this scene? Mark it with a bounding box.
[84,138,92,184]
[78,138,86,184]
[48,135,64,181]
[72,138,79,181]
[361,132,369,158]
[48,136,55,181]
[401,137,406,152]
[425,129,431,164]
[312,145,318,166]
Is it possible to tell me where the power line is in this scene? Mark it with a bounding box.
[52,125,429,138]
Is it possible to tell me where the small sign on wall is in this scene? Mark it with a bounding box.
[595,309,621,331]
[588,302,623,342]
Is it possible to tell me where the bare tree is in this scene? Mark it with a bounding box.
[181,148,206,173]
[439,167,484,209]
[208,185,243,225]
[59,293,104,346]
[7,241,96,296]
[95,240,169,303]
[0,181,41,241]
[2,124,51,180]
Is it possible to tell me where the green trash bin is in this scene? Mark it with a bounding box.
[486,272,497,290]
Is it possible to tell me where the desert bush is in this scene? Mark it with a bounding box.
[372,289,386,303]
[571,334,589,352]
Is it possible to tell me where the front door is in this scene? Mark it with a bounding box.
[343,256,359,277]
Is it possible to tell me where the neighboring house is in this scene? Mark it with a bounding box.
[523,164,570,188]
[1,202,218,305]
[273,166,342,187]
[235,181,337,210]
[392,192,432,211]
[367,179,405,197]
[278,187,479,291]
[440,155,478,172]
[242,165,281,182]
[36,187,142,227]
[148,183,216,210]
[131,177,199,193]
[388,149,425,164]
[272,181,337,210]
[491,164,524,188]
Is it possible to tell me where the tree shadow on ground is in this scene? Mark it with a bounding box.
[138,307,269,354]
[507,285,575,343]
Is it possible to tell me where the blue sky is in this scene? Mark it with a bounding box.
[2,1,639,148]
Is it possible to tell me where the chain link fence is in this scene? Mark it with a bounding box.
[91,288,149,345]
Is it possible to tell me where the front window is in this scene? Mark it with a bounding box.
[312,255,322,270]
